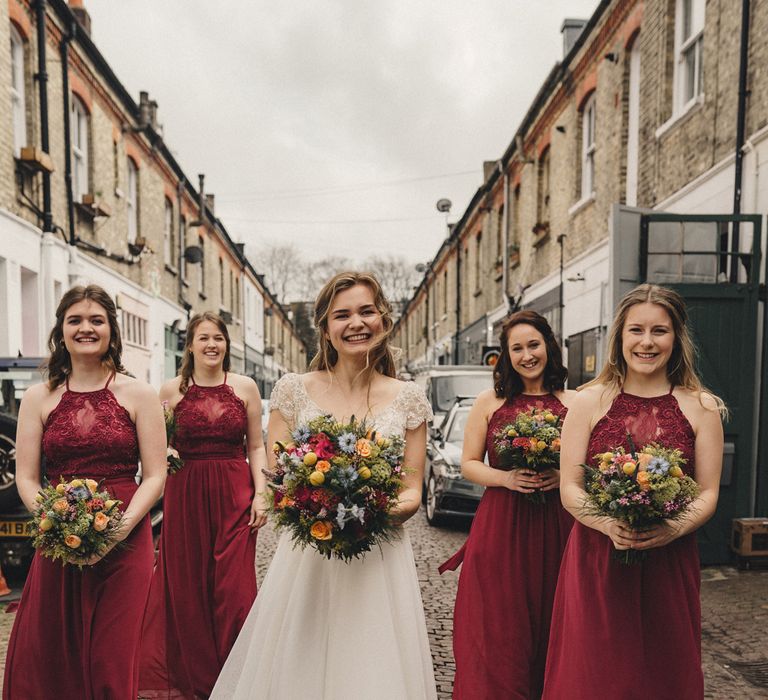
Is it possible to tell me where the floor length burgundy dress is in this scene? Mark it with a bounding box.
[542,389,703,700]
[3,374,154,700]
[439,393,573,700]
[139,374,256,699]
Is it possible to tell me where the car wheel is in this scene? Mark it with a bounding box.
[0,414,21,512]
[425,472,443,526]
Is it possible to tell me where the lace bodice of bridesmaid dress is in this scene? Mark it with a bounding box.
[42,376,138,480]
[174,375,247,459]
[485,393,567,470]
[269,373,432,438]
[586,390,696,474]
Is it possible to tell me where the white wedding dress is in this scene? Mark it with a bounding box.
[211,373,438,700]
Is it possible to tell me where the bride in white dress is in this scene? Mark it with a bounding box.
[211,272,438,700]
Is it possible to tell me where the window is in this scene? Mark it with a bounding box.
[625,39,641,206]
[163,199,174,267]
[122,310,148,348]
[180,216,187,278]
[219,258,225,304]
[580,94,596,199]
[235,277,240,316]
[496,205,504,262]
[198,235,206,291]
[675,0,704,111]
[474,233,482,292]
[10,25,26,156]
[537,148,551,223]
[443,270,448,316]
[229,269,234,311]
[71,96,89,202]
[127,158,138,243]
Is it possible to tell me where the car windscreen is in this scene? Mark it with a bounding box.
[446,408,470,444]
[433,375,491,411]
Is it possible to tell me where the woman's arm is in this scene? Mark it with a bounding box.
[14,384,47,512]
[242,378,268,529]
[460,390,543,493]
[389,420,427,524]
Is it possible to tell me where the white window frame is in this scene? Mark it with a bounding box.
[127,159,138,243]
[71,95,90,202]
[580,94,596,200]
[163,198,174,266]
[674,0,705,114]
[10,25,26,157]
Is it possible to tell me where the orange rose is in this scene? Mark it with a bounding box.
[316,460,331,473]
[52,499,69,514]
[551,438,561,452]
[636,471,651,491]
[309,521,333,541]
[356,439,372,458]
[277,496,295,509]
[64,534,82,549]
[637,453,653,470]
[93,512,109,532]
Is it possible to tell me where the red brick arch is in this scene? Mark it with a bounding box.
[576,68,598,112]
[69,70,93,113]
[8,0,32,40]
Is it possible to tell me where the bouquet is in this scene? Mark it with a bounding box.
[32,477,124,567]
[492,407,562,502]
[582,435,700,564]
[265,414,406,562]
[162,400,184,475]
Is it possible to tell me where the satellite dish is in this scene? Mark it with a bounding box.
[436,198,452,213]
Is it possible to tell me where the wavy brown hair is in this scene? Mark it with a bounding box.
[45,285,126,390]
[586,283,727,415]
[179,312,231,393]
[493,310,567,400]
[309,271,397,378]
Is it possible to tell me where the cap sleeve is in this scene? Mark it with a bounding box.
[269,373,302,425]
[401,381,433,430]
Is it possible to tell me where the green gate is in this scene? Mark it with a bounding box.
[637,213,765,564]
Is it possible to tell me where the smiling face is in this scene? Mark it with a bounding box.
[621,302,675,378]
[325,283,384,360]
[190,319,228,371]
[506,323,548,385]
[62,299,111,359]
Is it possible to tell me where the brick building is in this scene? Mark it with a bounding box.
[1,0,305,391]
[394,0,767,387]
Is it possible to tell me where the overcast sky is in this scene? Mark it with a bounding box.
[86,1,599,268]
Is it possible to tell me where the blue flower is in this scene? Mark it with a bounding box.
[647,457,670,475]
[338,433,357,454]
[291,425,311,444]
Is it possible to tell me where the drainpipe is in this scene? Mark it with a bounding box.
[501,163,510,312]
[35,0,52,234]
[60,18,76,245]
[731,0,751,281]
[176,177,186,307]
[454,237,462,364]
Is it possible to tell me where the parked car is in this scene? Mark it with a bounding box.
[412,365,493,430]
[423,398,484,526]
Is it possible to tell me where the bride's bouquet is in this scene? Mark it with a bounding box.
[32,477,124,567]
[492,407,562,502]
[265,415,406,562]
[582,436,699,564]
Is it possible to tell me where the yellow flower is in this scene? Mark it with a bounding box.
[622,461,637,476]
[376,437,389,447]
[303,452,318,467]
[55,483,67,495]
[507,429,517,437]
[309,521,333,541]
[85,479,99,493]
[69,479,83,488]
[358,466,372,480]
[669,465,684,478]
[309,470,325,486]
[355,440,372,458]
[544,413,556,423]
[39,518,54,532]
[92,512,109,532]
[64,534,82,549]
[104,500,117,511]
[536,440,548,452]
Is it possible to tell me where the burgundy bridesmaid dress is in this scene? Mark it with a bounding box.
[439,394,573,700]
[139,374,256,699]
[3,374,154,700]
[543,389,703,700]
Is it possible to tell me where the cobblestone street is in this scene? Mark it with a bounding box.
[0,509,766,698]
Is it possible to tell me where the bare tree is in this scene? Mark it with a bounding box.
[361,254,420,305]
[295,255,353,301]
[258,243,302,304]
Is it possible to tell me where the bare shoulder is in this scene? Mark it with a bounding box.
[568,384,614,420]
[114,373,157,401]
[471,388,504,418]
[673,388,723,431]
[228,372,259,393]
[555,388,578,408]
[301,370,326,391]
[159,376,182,401]
[21,381,51,404]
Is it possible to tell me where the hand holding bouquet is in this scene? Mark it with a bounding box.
[265,415,406,562]
[162,400,184,475]
[493,407,562,502]
[582,436,700,564]
[32,477,124,567]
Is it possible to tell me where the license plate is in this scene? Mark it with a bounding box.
[0,520,33,537]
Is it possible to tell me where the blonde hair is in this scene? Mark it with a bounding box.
[179,312,231,393]
[586,284,727,416]
[309,271,397,378]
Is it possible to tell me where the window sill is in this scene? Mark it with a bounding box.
[473,289,482,298]
[165,264,178,276]
[182,279,190,288]
[494,273,503,282]
[199,292,207,301]
[655,94,705,140]
[568,193,595,218]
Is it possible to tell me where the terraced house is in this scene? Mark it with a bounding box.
[394,0,768,563]
[0,0,305,392]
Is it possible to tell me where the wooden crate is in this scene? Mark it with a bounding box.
[731,518,768,557]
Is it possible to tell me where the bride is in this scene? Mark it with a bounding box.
[211,271,438,700]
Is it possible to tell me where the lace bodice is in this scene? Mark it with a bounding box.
[174,376,247,460]
[270,373,432,438]
[486,393,567,470]
[586,391,696,474]
[43,384,138,480]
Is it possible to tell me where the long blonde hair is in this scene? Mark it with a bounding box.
[309,271,397,378]
[587,284,727,415]
[179,312,231,393]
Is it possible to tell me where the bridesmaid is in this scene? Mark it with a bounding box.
[543,284,725,700]
[439,310,575,699]
[139,311,266,699]
[3,285,166,700]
